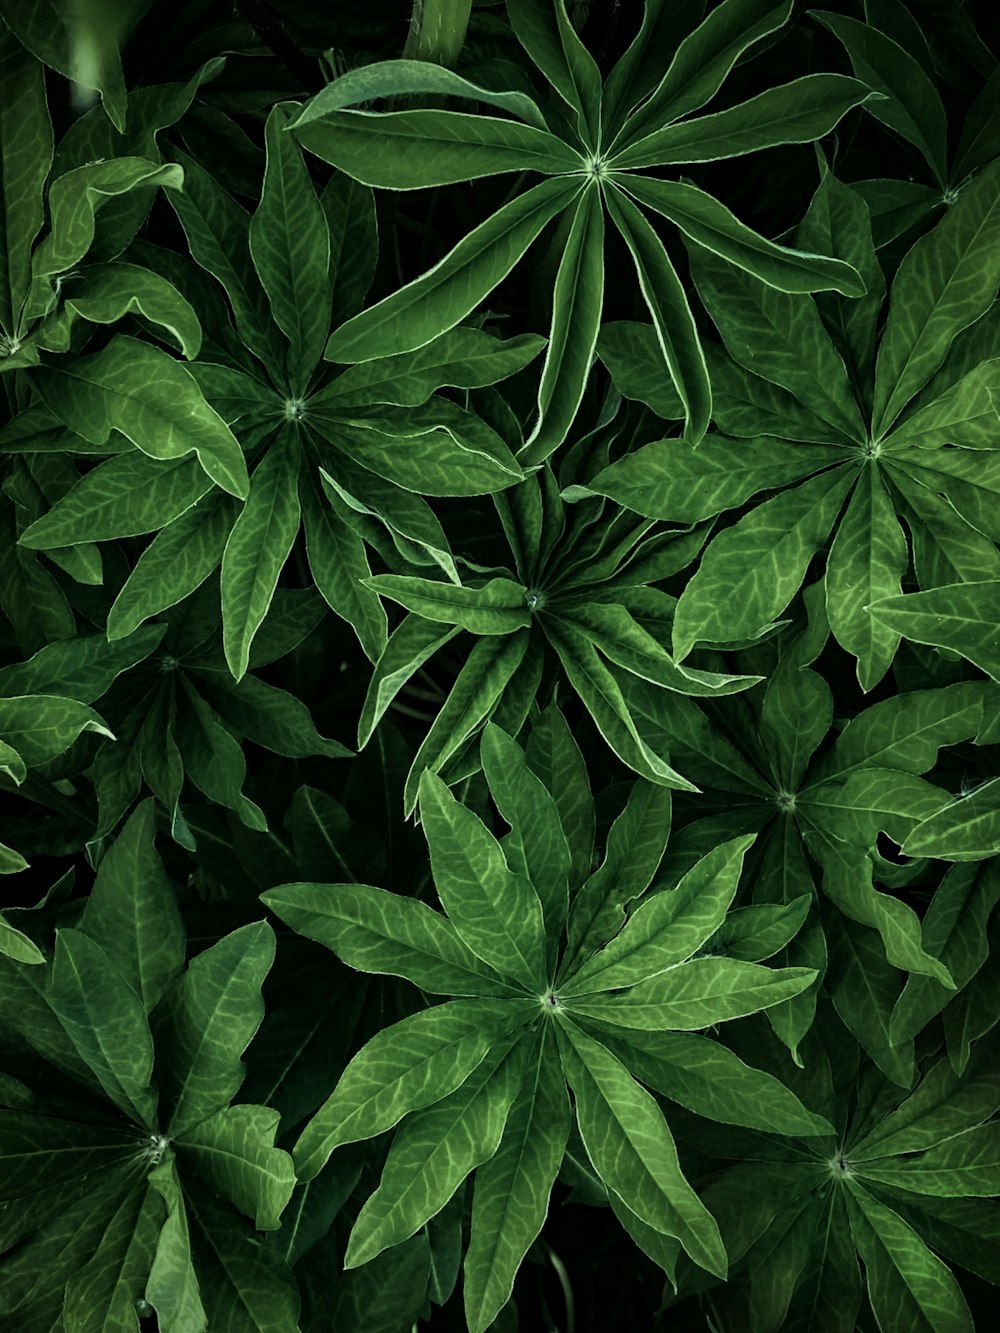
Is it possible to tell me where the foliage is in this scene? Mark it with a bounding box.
[1,0,999,1330]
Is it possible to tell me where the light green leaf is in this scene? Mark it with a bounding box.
[557,1019,727,1277]
[221,433,300,680]
[866,582,1000,682]
[672,467,855,661]
[561,835,754,995]
[260,880,519,997]
[464,1026,570,1333]
[292,999,515,1180]
[32,336,249,499]
[325,176,579,363]
[176,1104,295,1230]
[154,920,276,1139]
[595,320,684,419]
[481,723,571,945]
[79,800,184,1013]
[873,159,1000,438]
[886,358,1000,449]
[0,913,42,960]
[419,770,547,991]
[344,1038,525,1268]
[858,1123,1000,1198]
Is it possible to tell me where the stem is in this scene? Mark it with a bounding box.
[402,0,473,67]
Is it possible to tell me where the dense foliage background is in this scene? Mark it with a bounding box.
[2,1,1000,1329]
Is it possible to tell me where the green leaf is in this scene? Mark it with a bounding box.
[568,957,815,1029]
[62,261,202,359]
[322,329,546,408]
[903,779,1000,862]
[525,700,595,891]
[62,1181,164,1333]
[603,1028,833,1135]
[886,358,1000,449]
[249,104,331,394]
[33,336,249,499]
[289,58,550,133]
[19,452,213,549]
[146,1160,207,1333]
[79,800,184,1012]
[364,575,530,635]
[357,613,459,749]
[612,75,877,169]
[481,723,572,945]
[221,433,301,680]
[292,999,515,1180]
[0,694,113,765]
[689,243,867,438]
[604,183,711,444]
[344,1038,525,1268]
[873,160,1000,438]
[463,1026,570,1333]
[585,433,840,524]
[595,321,684,419]
[324,176,578,363]
[165,148,285,372]
[295,108,580,189]
[847,1185,975,1333]
[544,616,699,791]
[48,928,157,1126]
[419,770,547,991]
[154,920,276,1138]
[507,0,602,144]
[0,29,52,335]
[866,582,1000,683]
[523,183,605,463]
[261,880,519,997]
[828,914,914,1087]
[811,11,948,187]
[403,633,530,816]
[0,913,43,960]
[557,1018,727,1277]
[825,464,908,690]
[107,490,239,641]
[28,158,183,318]
[620,0,793,134]
[858,1123,1000,1198]
[672,467,855,661]
[562,835,754,995]
[628,174,867,296]
[176,1104,295,1230]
